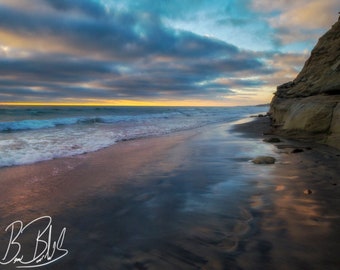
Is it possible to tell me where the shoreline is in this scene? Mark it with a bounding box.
[0,116,339,269]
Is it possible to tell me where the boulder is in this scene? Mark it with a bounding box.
[304,189,313,195]
[252,156,276,164]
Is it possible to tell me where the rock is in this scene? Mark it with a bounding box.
[291,148,304,153]
[282,97,335,133]
[252,156,276,164]
[270,17,340,150]
[304,189,313,195]
[263,137,281,143]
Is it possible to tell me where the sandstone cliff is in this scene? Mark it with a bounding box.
[270,16,340,149]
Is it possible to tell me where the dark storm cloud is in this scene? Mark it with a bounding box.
[43,0,107,18]
[0,85,122,101]
[0,0,270,102]
[0,3,238,59]
[231,79,265,87]
[191,58,265,74]
[0,57,119,83]
[0,50,271,102]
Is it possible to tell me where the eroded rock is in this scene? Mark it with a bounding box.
[270,17,340,150]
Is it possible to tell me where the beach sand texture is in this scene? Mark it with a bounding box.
[0,117,339,269]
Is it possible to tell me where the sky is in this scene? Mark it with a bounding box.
[0,0,338,106]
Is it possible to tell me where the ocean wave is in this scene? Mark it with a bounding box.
[0,106,269,167]
[0,112,182,132]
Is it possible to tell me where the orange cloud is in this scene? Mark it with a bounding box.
[251,0,339,44]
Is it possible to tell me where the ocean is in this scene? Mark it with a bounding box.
[0,106,268,168]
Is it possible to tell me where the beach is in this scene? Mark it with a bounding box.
[0,116,339,269]
[1,1,339,269]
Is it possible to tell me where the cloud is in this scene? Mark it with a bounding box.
[0,50,272,102]
[43,0,107,18]
[0,0,273,103]
[251,0,338,28]
[252,51,310,93]
[0,3,240,60]
[1,0,329,105]
[251,0,339,46]
[0,57,117,82]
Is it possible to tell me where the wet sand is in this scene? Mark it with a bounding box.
[0,117,339,269]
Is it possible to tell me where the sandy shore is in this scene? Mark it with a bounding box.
[0,117,339,269]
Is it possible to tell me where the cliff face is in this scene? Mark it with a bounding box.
[270,17,340,149]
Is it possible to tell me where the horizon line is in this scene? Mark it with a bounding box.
[0,100,270,107]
